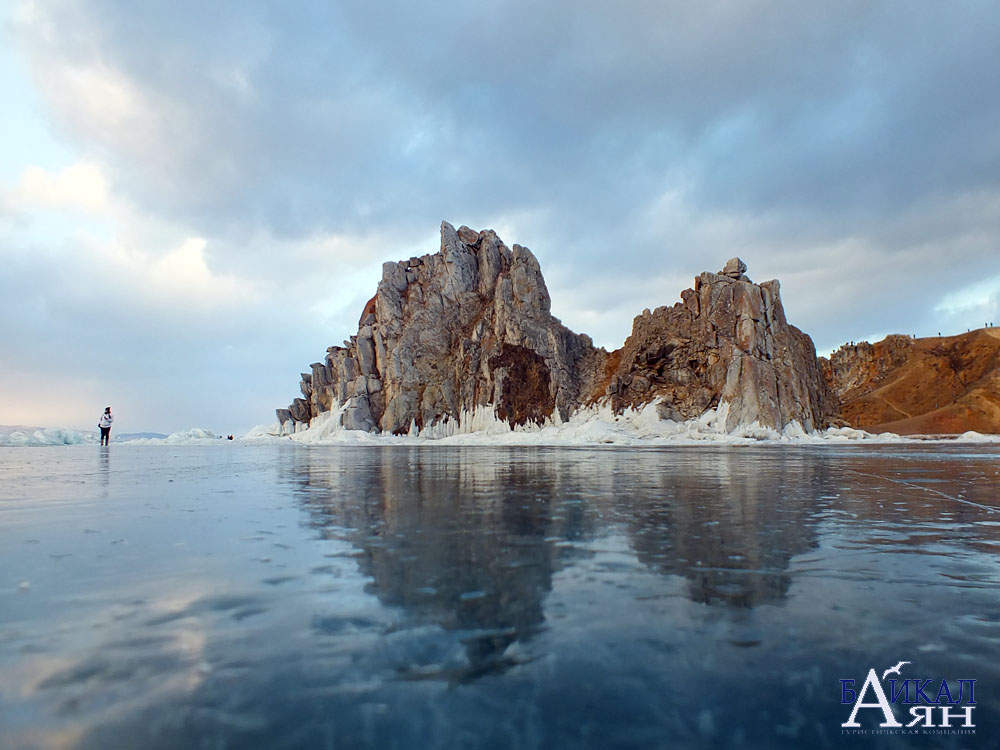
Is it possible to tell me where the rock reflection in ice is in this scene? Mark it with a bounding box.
[0,443,998,748]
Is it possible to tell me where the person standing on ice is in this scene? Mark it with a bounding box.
[98,407,113,446]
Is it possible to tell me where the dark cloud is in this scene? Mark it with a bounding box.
[23,0,999,235]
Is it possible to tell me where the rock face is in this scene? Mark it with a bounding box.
[821,329,1000,434]
[601,263,835,430]
[287,222,603,435]
[279,222,835,434]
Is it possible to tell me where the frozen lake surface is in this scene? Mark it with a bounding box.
[1,444,999,749]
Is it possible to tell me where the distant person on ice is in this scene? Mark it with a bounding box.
[98,407,113,446]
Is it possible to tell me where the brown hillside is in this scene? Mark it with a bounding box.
[821,328,1000,434]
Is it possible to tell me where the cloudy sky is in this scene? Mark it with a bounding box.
[2,0,999,434]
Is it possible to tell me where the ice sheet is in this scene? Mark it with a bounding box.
[2,443,998,749]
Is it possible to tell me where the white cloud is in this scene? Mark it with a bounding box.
[65,233,259,317]
[935,274,1000,315]
[8,161,109,213]
[1,160,255,310]
[150,237,249,302]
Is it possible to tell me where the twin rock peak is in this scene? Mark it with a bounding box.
[278,221,835,435]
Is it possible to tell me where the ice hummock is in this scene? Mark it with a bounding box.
[0,426,222,447]
[0,426,98,446]
[240,400,997,446]
[122,428,223,444]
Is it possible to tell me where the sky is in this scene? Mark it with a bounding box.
[2,0,999,435]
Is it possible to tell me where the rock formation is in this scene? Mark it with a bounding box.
[821,329,1000,434]
[279,222,604,435]
[601,257,835,430]
[278,222,836,435]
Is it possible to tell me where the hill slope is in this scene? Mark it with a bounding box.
[821,329,1000,434]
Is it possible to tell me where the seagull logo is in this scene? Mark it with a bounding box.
[841,660,977,730]
[881,661,910,680]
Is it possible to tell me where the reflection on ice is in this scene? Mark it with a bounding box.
[0,444,998,748]
[621,451,824,607]
[288,447,829,616]
[289,449,567,680]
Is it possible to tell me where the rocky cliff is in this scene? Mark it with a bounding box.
[602,257,835,430]
[821,329,1000,434]
[278,222,835,435]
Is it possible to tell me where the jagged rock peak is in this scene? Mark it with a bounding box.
[604,261,835,431]
[280,221,600,435]
[278,222,836,435]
